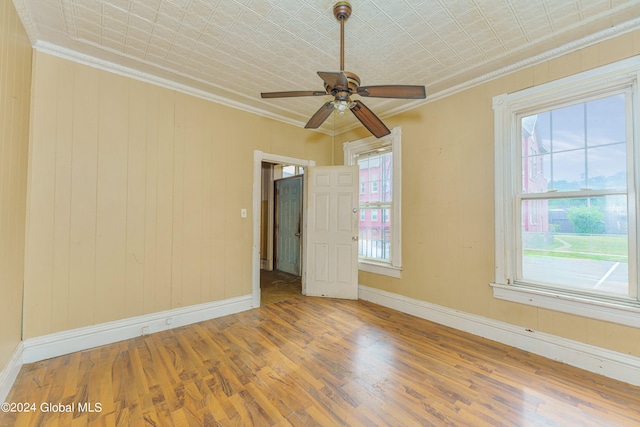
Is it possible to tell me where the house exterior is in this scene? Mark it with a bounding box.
[358,150,392,260]
[521,115,550,233]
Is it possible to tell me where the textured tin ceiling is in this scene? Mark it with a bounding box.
[12,0,640,134]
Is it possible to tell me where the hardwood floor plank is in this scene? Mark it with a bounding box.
[2,297,640,426]
[244,382,288,425]
[252,366,304,418]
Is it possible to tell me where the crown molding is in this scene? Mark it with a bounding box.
[32,41,333,137]
[332,16,640,135]
[16,1,640,137]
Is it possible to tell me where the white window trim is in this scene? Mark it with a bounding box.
[344,127,402,278]
[491,56,640,327]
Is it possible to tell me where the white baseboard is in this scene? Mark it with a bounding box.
[358,285,640,386]
[0,343,25,402]
[21,294,254,364]
[5,287,638,401]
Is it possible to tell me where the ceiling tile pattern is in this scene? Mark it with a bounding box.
[12,0,640,133]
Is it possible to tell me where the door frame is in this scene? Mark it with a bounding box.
[252,151,315,307]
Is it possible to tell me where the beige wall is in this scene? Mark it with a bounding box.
[0,1,31,368]
[13,10,640,361]
[336,30,640,357]
[23,52,331,338]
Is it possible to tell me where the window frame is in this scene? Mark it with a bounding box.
[491,57,640,327]
[344,127,402,278]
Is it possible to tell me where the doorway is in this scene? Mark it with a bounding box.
[252,151,315,307]
[263,169,303,306]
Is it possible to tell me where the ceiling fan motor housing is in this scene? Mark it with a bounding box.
[323,71,360,96]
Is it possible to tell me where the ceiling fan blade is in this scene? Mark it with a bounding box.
[305,102,335,129]
[350,100,390,138]
[317,71,348,90]
[261,90,326,99]
[357,85,426,99]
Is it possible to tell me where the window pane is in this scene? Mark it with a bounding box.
[359,208,391,260]
[521,112,552,194]
[520,196,628,296]
[522,94,627,194]
[553,150,585,191]
[587,143,626,190]
[552,103,585,151]
[533,111,551,152]
[358,151,392,203]
[587,95,626,147]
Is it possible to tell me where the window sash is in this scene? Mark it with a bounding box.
[513,85,637,300]
[358,151,391,262]
[359,206,391,261]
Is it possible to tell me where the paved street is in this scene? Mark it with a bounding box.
[522,256,628,295]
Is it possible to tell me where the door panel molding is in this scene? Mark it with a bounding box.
[304,165,359,299]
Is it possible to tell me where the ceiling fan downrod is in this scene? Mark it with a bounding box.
[333,2,352,71]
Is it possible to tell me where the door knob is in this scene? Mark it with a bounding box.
[352,236,358,241]
[295,233,301,237]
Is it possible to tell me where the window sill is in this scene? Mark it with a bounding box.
[359,261,402,278]
[490,282,640,328]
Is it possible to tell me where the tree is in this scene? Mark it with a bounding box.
[567,205,605,234]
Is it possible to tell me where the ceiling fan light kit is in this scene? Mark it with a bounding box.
[260,1,426,138]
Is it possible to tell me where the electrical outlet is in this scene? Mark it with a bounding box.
[141,326,149,336]
[241,208,247,218]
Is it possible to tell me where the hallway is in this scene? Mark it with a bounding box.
[260,269,302,306]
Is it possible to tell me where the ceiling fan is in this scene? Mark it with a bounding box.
[260,1,426,138]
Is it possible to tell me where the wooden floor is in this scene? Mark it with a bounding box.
[2,297,640,426]
[260,269,302,306]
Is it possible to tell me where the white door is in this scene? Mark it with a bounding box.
[304,165,359,299]
[275,176,303,275]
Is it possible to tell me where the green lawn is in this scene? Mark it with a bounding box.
[523,233,628,262]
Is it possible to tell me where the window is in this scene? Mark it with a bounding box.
[281,165,305,177]
[492,57,640,326]
[344,127,402,278]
